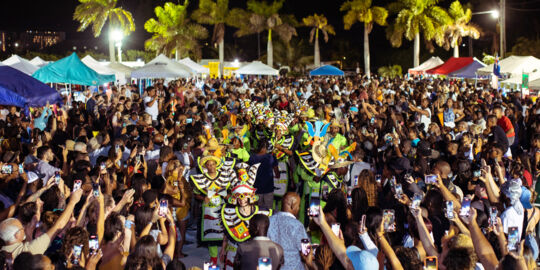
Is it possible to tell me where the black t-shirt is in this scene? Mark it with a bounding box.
[490,125,509,151]
[248,153,277,194]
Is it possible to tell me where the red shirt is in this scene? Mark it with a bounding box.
[497,116,515,137]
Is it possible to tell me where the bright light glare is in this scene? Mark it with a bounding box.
[232,59,240,67]
[110,30,123,42]
[491,10,499,19]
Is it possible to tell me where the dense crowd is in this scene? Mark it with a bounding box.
[0,75,538,270]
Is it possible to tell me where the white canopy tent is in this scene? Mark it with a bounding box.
[408,57,444,75]
[2,55,39,75]
[529,78,540,90]
[107,62,134,83]
[131,54,192,78]
[82,55,130,84]
[502,70,540,85]
[477,56,540,78]
[178,57,209,74]
[29,56,50,67]
[234,61,278,76]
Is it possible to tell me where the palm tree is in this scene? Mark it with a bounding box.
[231,0,297,67]
[436,1,480,57]
[386,0,450,67]
[340,0,387,78]
[73,0,135,62]
[302,14,335,68]
[144,2,208,60]
[192,0,235,76]
[266,38,313,72]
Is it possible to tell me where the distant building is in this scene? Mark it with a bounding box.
[20,30,65,50]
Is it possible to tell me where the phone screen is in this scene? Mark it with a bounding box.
[507,227,519,251]
[92,183,99,197]
[460,197,471,217]
[159,200,168,217]
[331,223,340,236]
[411,193,423,209]
[301,239,311,256]
[72,245,82,265]
[73,180,82,192]
[1,165,12,174]
[186,118,193,124]
[18,164,24,174]
[489,207,498,227]
[89,236,99,254]
[55,171,61,184]
[383,209,396,232]
[425,174,437,184]
[360,215,366,231]
[445,201,455,219]
[394,184,403,198]
[258,257,272,270]
[308,197,320,217]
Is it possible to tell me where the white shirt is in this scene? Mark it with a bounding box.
[501,206,524,238]
[419,108,431,133]
[144,96,159,121]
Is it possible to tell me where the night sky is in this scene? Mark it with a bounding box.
[1,0,539,69]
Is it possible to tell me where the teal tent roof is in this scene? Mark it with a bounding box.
[33,53,115,85]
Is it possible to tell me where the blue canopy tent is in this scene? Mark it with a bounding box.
[33,53,115,85]
[310,65,344,76]
[448,58,487,79]
[0,65,62,107]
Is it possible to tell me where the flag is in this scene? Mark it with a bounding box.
[493,55,501,78]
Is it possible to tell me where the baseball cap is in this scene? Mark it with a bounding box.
[346,246,378,270]
[27,171,39,184]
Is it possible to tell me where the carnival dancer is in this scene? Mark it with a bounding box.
[271,121,295,209]
[190,154,236,265]
[219,163,272,270]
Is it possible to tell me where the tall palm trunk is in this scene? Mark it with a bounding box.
[219,39,224,77]
[175,46,179,61]
[453,45,459,58]
[364,23,371,78]
[267,29,273,67]
[314,29,320,67]
[109,36,116,63]
[413,32,420,67]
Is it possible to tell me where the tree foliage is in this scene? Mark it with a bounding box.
[144,1,208,59]
[377,64,402,79]
[340,0,387,32]
[303,14,335,43]
[433,1,480,50]
[510,37,540,59]
[73,0,135,37]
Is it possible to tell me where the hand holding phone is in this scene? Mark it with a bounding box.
[424,256,437,269]
[159,199,168,217]
[301,239,311,256]
[73,180,82,192]
[383,209,396,232]
[459,196,471,217]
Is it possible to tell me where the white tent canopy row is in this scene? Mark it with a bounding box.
[408,57,444,75]
[478,56,540,78]
[502,70,540,85]
[234,61,278,76]
[82,55,131,84]
[178,57,209,74]
[131,54,192,79]
[30,56,50,67]
[2,55,39,75]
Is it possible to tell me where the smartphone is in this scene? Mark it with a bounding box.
[1,164,12,174]
[425,256,438,270]
[164,135,169,145]
[89,235,99,254]
[489,207,498,227]
[301,238,311,256]
[360,215,366,231]
[171,93,175,98]
[92,183,99,197]
[331,223,340,236]
[308,197,320,217]
[375,174,382,184]
[394,184,403,199]
[425,174,437,184]
[347,192,352,205]
[507,226,519,251]
[473,170,482,178]
[18,164,24,174]
[445,201,455,219]
[72,245,82,265]
[258,257,272,270]
[73,180,82,192]
[159,199,168,217]
[135,155,140,163]
[390,176,396,187]
[125,220,134,229]
[55,171,61,184]
[370,117,375,125]
[115,144,120,152]
[383,209,396,232]
[459,196,471,217]
[411,193,423,210]
[353,175,358,186]
[100,162,106,171]
[186,118,193,124]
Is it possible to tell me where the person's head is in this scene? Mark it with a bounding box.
[60,227,89,260]
[432,160,451,180]
[165,260,186,270]
[394,247,423,270]
[13,252,54,270]
[18,202,37,225]
[493,105,504,119]
[125,235,163,270]
[487,115,498,128]
[0,218,25,244]
[282,192,301,217]
[37,146,53,162]
[147,87,156,97]
[204,159,218,174]
[135,205,154,235]
[365,207,383,240]
[443,247,476,270]
[248,214,269,237]
[104,212,124,243]
[324,189,348,226]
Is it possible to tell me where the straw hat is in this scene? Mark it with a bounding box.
[200,155,221,167]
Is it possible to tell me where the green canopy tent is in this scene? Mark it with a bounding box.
[33,53,115,85]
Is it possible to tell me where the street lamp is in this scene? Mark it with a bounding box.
[470,9,500,57]
[110,30,124,63]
